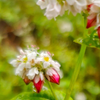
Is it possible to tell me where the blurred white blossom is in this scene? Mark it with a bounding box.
[37,0,93,19]
[75,93,86,100]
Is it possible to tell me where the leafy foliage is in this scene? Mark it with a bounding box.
[11,91,73,100]
[74,30,100,48]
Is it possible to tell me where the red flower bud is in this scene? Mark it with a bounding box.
[97,26,100,39]
[46,68,60,84]
[33,75,44,93]
[24,77,31,85]
[86,17,96,28]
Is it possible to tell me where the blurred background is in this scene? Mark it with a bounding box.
[0,0,100,100]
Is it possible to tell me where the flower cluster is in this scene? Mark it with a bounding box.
[86,0,100,38]
[37,0,93,19]
[37,0,100,39]
[10,46,61,93]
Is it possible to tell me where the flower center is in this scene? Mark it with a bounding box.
[44,57,49,62]
[23,57,27,63]
[30,59,34,64]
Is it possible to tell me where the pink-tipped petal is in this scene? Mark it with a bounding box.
[24,77,31,85]
[86,17,96,28]
[97,27,100,39]
[33,77,44,93]
[49,73,60,84]
[46,69,60,84]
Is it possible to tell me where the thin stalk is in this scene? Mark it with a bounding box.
[47,81,58,100]
[64,44,86,100]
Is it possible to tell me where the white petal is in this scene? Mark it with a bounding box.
[43,62,50,68]
[25,62,31,68]
[40,72,44,80]
[75,0,87,6]
[18,48,25,55]
[66,0,75,5]
[17,63,26,71]
[97,13,100,24]
[93,0,100,7]
[46,68,53,76]
[37,0,49,9]
[10,60,19,67]
[91,5,100,13]
[34,75,40,83]
[27,52,37,61]
[27,67,39,80]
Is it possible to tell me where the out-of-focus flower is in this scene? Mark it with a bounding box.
[75,92,86,100]
[10,46,61,93]
[37,0,63,19]
[36,0,93,19]
[86,0,100,38]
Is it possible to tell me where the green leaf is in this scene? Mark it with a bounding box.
[11,91,73,100]
[11,91,54,100]
[74,33,100,48]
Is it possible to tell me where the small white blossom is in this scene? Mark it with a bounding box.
[44,0,61,20]
[37,51,52,68]
[27,67,39,80]
[37,0,63,19]
[37,0,49,9]
[10,60,20,67]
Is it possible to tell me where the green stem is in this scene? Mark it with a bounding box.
[47,81,58,100]
[64,44,86,100]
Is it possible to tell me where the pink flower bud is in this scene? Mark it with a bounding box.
[46,68,60,84]
[33,75,44,93]
[86,17,96,28]
[24,77,31,85]
[97,27,100,39]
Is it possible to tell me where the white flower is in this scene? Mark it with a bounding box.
[65,0,91,16]
[37,0,63,19]
[10,60,20,67]
[44,0,61,20]
[27,52,37,65]
[37,0,49,9]
[51,60,61,71]
[27,67,39,80]
[15,62,31,78]
[37,51,52,68]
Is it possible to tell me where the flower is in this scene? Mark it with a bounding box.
[45,68,60,84]
[37,0,62,20]
[10,46,61,93]
[86,0,100,38]
[33,72,44,93]
[27,67,39,80]
[24,77,31,85]
[36,0,93,19]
